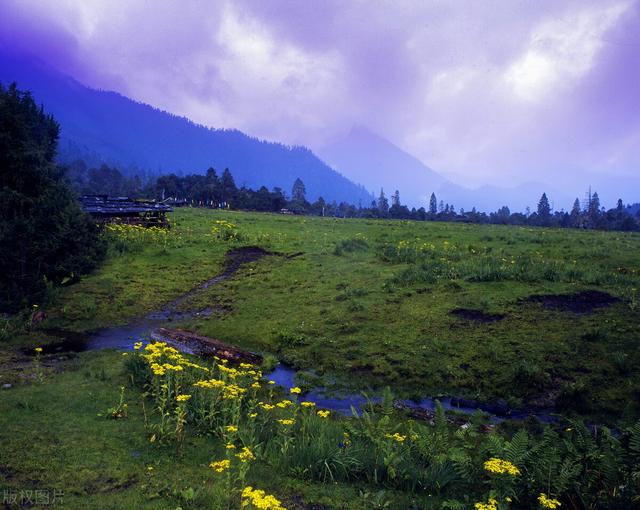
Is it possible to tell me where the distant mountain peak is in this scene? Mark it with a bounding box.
[317,125,447,206]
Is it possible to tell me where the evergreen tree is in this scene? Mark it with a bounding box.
[537,192,551,217]
[220,168,237,204]
[429,192,437,214]
[589,191,601,219]
[571,198,581,215]
[377,188,389,215]
[0,83,105,310]
[570,197,582,227]
[291,178,307,203]
[392,190,400,207]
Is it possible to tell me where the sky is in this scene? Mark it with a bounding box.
[1,0,639,194]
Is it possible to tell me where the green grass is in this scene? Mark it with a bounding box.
[41,209,640,423]
[3,210,640,508]
[0,351,381,509]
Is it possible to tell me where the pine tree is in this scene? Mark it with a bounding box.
[589,191,600,219]
[392,190,400,208]
[377,188,389,214]
[220,168,237,204]
[537,192,551,217]
[0,83,105,310]
[291,178,307,203]
[571,198,581,216]
[429,192,437,214]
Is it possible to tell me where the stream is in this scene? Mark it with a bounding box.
[37,247,557,425]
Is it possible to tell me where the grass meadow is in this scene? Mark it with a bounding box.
[2,208,640,509]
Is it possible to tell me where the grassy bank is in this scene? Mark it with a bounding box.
[41,209,640,423]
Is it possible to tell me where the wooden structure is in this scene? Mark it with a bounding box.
[80,195,172,227]
[152,328,263,364]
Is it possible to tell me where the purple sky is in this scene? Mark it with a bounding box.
[1,0,639,193]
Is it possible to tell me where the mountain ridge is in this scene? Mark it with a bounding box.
[0,49,372,204]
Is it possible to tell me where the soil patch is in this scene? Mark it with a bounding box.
[450,308,505,323]
[524,290,619,313]
[165,246,272,311]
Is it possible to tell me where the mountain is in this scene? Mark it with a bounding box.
[316,126,448,207]
[317,126,593,212]
[0,49,372,204]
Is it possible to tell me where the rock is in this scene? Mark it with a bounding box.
[2,383,12,389]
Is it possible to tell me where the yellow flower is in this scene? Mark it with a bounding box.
[483,458,521,476]
[268,380,275,385]
[226,425,238,433]
[226,443,236,450]
[316,410,330,419]
[251,382,261,389]
[133,342,143,350]
[301,401,316,408]
[538,493,561,509]
[34,347,43,353]
[474,498,498,510]
[249,412,258,419]
[290,387,302,394]
[176,394,191,402]
[210,459,231,473]
[276,400,293,409]
[241,486,286,510]
[277,419,295,426]
[235,446,256,463]
[260,402,275,411]
[384,432,406,442]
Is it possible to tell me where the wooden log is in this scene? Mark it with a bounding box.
[151,327,262,365]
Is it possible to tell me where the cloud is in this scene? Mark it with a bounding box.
[1,0,638,200]
[504,2,630,102]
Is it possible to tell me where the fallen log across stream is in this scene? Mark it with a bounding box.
[151,328,263,364]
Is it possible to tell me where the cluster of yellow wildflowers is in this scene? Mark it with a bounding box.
[385,432,406,443]
[241,486,286,510]
[483,458,521,476]
[142,342,208,375]
[474,498,498,510]
[211,220,241,241]
[277,419,295,426]
[176,394,191,402]
[210,459,231,473]
[105,223,173,245]
[276,400,293,409]
[235,446,256,463]
[316,410,330,419]
[538,493,561,509]
[194,378,226,389]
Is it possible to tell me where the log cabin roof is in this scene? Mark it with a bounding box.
[79,195,173,216]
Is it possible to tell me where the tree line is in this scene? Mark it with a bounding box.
[68,160,640,232]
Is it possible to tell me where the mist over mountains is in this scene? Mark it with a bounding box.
[316,126,631,213]
[0,49,372,205]
[1,47,636,213]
